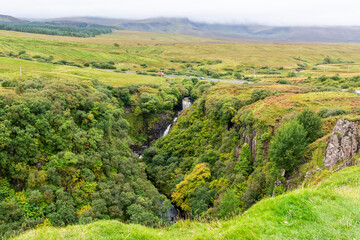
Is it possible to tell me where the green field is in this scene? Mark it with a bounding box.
[1,30,360,87]
[0,57,163,87]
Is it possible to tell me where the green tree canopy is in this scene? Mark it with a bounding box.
[269,120,308,173]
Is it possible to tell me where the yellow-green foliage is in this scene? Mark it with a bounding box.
[172,163,211,211]
[14,165,360,240]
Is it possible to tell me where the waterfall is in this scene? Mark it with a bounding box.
[162,124,171,137]
[182,97,192,110]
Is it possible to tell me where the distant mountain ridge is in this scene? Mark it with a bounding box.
[0,14,25,23]
[48,17,360,42]
[3,14,360,42]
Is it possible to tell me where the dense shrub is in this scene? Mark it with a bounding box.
[276,79,290,84]
[318,108,349,118]
[250,89,272,103]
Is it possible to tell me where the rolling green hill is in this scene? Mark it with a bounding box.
[13,165,360,240]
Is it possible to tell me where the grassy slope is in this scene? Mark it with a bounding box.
[250,91,360,125]
[0,57,163,87]
[14,165,360,240]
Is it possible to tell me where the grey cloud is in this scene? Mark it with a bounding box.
[2,0,360,26]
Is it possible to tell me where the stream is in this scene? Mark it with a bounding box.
[133,97,192,223]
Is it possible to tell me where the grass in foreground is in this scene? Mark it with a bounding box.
[14,165,360,240]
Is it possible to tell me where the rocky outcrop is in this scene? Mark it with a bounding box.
[323,118,360,169]
[236,127,257,161]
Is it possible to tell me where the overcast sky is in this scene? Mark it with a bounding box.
[2,0,360,26]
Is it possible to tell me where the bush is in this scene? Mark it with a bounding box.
[234,72,243,79]
[276,79,290,84]
[92,62,116,70]
[250,89,272,103]
[54,60,82,68]
[318,108,349,118]
[235,144,252,177]
[1,79,18,88]
[287,71,296,77]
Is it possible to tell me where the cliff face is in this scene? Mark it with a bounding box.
[323,119,360,170]
[236,126,257,161]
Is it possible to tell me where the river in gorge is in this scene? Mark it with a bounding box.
[132,97,192,223]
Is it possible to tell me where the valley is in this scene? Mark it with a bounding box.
[0,26,360,240]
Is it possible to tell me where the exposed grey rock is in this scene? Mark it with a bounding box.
[323,118,360,169]
[280,169,286,177]
[335,160,357,172]
[305,170,313,178]
[274,179,282,186]
[235,126,257,161]
[316,168,322,171]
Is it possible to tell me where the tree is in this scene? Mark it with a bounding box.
[119,88,132,106]
[171,163,211,212]
[297,109,322,142]
[269,120,308,173]
[219,188,242,218]
[127,204,159,226]
[200,150,220,166]
[189,186,211,216]
[235,144,252,177]
[139,94,160,114]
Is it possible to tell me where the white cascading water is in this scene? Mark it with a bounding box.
[182,97,192,110]
[162,124,171,137]
[162,98,191,138]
